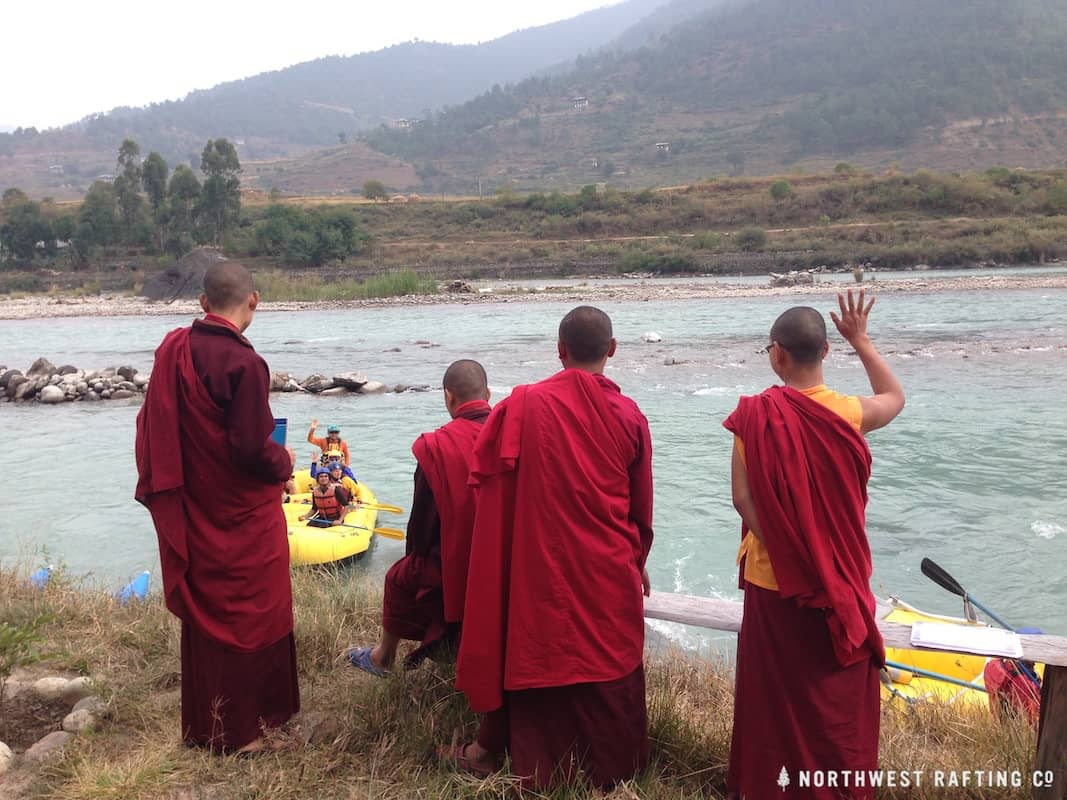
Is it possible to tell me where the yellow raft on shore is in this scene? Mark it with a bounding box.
[879,598,990,708]
[282,484,380,566]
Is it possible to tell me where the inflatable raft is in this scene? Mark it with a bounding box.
[283,485,380,566]
[879,597,989,708]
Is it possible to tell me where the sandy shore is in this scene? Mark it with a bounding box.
[1,273,1065,321]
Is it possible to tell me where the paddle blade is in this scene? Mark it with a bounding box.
[367,502,404,514]
[374,527,406,541]
[920,558,967,598]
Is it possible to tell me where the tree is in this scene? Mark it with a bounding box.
[75,180,119,262]
[114,138,145,244]
[198,139,241,246]
[162,164,202,257]
[735,226,768,252]
[2,187,28,208]
[141,152,169,211]
[362,180,387,201]
[769,180,794,202]
[0,201,52,262]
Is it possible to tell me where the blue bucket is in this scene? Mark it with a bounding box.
[271,418,288,446]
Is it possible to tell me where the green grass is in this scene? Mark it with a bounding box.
[0,564,1040,799]
[255,269,437,302]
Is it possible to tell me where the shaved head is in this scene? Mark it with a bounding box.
[770,306,827,365]
[559,306,613,364]
[442,359,488,403]
[203,261,255,311]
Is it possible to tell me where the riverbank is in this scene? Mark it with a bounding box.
[1,271,1066,321]
[0,564,1037,799]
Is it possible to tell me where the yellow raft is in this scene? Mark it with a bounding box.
[283,482,380,566]
[879,597,990,708]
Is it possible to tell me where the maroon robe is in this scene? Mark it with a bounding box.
[724,386,881,800]
[381,400,489,664]
[135,315,299,750]
[456,369,654,789]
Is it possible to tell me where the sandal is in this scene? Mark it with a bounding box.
[436,742,498,778]
[345,646,389,677]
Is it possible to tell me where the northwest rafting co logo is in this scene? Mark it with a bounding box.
[777,766,790,791]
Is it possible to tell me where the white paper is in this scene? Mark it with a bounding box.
[910,621,1023,658]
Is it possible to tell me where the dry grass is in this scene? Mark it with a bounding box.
[0,565,1038,799]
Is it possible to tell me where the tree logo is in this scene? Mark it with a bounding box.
[777,766,790,791]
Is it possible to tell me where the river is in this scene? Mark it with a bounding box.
[1,272,1065,652]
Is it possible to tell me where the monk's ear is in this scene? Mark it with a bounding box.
[443,387,457,413]
[199,293,210,314]
[248,291,260,312]
[606,338,617,358]
[822,340,830,359]
[557,340,567,362]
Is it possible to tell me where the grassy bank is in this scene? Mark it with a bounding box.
[5,168,1067,298]
[0,564,1037,799]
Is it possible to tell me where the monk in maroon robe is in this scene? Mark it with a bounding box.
[725,291,905,800]
[135,261,299,754]
[451,306,654,789]
[345,359,491,675]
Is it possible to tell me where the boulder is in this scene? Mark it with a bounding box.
[62,676,94,703]
[23,731,72,762]
[117,365,137,381]
[0,741,12,775]
[332,372,368,391]
[6,374,29,394]
[32,676,71,701]
[73,695,109,715]
[301,375,333,393]
[133,374,149,388]
[39,385,66,404]
[62,708,96,734]
[394,384,431,393]
[14,378,41,401]
[359,381,389,394]
[445,279,475,293]
[140,247,226,301]
[84,391,101,402]
[0,369,23,390]
[270,372,291,392]
[57,364,79,375]
[642,331,663,343]
[109,389,136,400]
[26,357,56,377]
[320,387,349,396]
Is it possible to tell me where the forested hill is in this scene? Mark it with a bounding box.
[365,0,1067,191]
[0,0,673,196]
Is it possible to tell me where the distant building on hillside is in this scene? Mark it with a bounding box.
[48,164,64,175]
[394,118,419,129]
[572,96,589,111]
[655,142,671,153]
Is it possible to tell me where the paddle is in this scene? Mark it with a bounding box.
[884,658,987,693]
[303,510,406,540]
[360,502,404,514]
[919,558,1040,686]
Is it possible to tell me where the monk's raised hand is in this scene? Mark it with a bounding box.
[829,288,875,343]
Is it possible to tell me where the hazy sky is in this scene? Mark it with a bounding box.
[1,0,616,131]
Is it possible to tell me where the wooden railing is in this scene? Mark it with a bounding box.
[644,592,1067,800]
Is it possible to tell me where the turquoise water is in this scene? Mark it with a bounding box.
[1,282,1065,651]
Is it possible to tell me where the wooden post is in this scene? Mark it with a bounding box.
[1035,665,1067,800]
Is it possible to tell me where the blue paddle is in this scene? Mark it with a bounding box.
[919,558,1041,686]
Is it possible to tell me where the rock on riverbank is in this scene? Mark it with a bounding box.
[0,359,148,404]
[0,359,427,405]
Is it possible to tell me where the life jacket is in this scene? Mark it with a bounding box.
[311,484,344,520]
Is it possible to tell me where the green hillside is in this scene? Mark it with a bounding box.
[0,0,672,198]
[364,0,1067,192]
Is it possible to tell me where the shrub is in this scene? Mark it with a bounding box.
[735,227,768,252]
